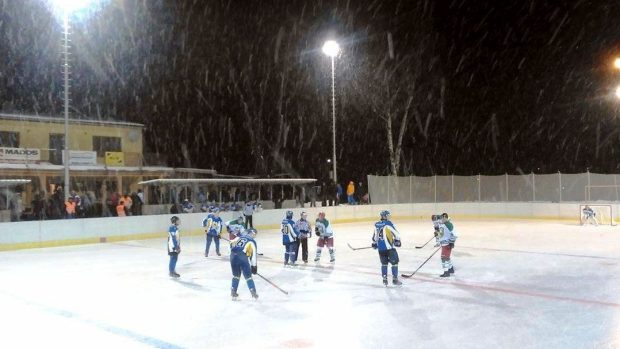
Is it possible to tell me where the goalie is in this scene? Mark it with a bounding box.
[582,205,599,226]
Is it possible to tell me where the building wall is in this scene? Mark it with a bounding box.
[0,118,143,166]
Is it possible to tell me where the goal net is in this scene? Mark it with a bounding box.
[579,204,616,226]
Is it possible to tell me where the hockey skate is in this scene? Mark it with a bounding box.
[250,289,259,300]
[439,271,451,278]
[204,252,208,257]
[231,289,239,300]
[216,251,221,256]
[382,276,388,286]
[330,258,335,262]
[314,256,320,262]
[448,266,455,274]
[169,272,180,278]
[392,278,403,286]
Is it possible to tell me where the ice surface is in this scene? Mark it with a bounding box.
[1,219,619,349]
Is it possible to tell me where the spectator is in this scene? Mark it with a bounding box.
[123,193,133,216]
[336,182,343,206]
[182,199,194,213]
[346,181,356,205]
[116,200,127,217]
[9,193,23,222]
[65,197,76,219]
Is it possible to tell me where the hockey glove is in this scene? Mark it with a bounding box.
[434,231,438,237]
[251,266,257,275]
[449,242,454,248]
[394,240,401,247]
[371,242,378,249]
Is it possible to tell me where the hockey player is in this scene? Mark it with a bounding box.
[372,210,402,286]
[582,205,599,226]
[229,226,259,300]
[281,210,299,266]
[432,214,442,247]
[437,213,457,277]
[294,211,312,263]
[203,207,223,257]
[167,216,181,278]
[314,212,335,263]
[225,214,246,240]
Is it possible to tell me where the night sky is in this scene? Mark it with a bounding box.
[1,0,620,181]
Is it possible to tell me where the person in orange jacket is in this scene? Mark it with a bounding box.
[346,181,356,205]
[116,200,127,217]
[65,197,76,219]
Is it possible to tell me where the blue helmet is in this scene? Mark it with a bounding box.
[246,228,258,236]
[211,207,220,213]
[286,210,293,219]
[380,210,391,220]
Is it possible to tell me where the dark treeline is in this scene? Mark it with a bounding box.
[1,0,620,179]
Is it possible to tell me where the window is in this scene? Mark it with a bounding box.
[92,136,121,157]
[0,131,19,147]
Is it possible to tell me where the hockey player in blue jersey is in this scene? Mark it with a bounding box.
[167,216,181,278]
[372,210,402,286]
[203,207,223,257]
[229,226,259,300]
[281,210,300,266]
[438,213,457,277]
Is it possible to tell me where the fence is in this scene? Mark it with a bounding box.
[367,172,620,204]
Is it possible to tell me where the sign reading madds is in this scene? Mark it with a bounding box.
[0,147,41,161]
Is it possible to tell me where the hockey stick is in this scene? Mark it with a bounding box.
[415,236,435,249]
[256,273,289,295]
[401,247,441,278]
[347,242,373,251]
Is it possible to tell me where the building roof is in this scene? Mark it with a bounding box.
[138,178,317,186]
[0,113,144,128]
[0,162,173,173]
[0,179,31,187]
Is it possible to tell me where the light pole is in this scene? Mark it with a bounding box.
[322,40,340,185]
[62,10,70,200]
[51,0,94,200]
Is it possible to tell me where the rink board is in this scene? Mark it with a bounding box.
[0,202,616,251]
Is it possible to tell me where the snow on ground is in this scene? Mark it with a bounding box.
[1,218,619,349]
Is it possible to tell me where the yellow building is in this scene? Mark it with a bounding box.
[0,113,214,220]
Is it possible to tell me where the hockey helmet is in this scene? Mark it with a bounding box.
[212,207,220,214]
[286,210,294,219]
[380,210,391,219]
[237,214,245,224]
[232,225,243,236]
[246,228,258,236]
[171,216,180,224]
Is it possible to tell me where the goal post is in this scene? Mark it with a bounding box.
[579,204,616,226]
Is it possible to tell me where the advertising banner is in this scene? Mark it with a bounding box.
[63,150,97,166]
[0,147,41,162]
[105,151,124,166]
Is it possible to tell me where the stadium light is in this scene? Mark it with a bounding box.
[322,40,340,184]
[616,85,620,99]
[614,57,620,70]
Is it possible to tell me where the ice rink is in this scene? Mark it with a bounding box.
[1,218,619,349]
